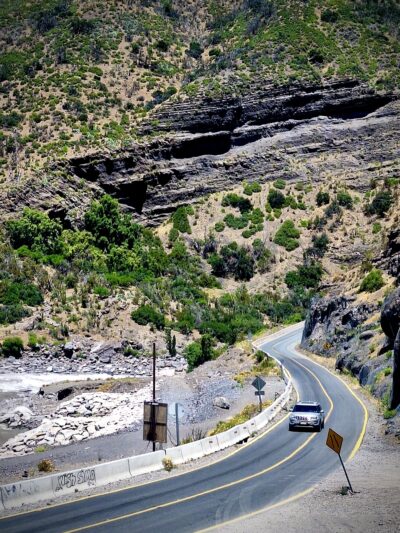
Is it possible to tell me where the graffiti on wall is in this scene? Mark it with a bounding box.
[55,468,96,492]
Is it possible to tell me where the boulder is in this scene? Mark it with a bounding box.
[13,406,33,421]
[213,396,230,409]
[63,342,76,358]
[90,342,116,362]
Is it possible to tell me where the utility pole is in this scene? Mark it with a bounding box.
[175,403,180,446]
[152,342,156,452]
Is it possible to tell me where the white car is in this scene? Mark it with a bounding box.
[289,401,325,432]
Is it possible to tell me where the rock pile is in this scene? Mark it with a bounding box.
[0,338,187,377]
[0,387,152,458]
[0,407,34,429]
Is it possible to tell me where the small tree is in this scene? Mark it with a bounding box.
[316,191,330,206]
[1,336,24,358]
[359,269,385,293]
[366,191,393,217]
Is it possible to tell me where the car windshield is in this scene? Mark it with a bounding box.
[293,405,320,412]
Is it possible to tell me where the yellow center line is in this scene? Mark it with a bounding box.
[63,361,334,533]
[196,353,368,533]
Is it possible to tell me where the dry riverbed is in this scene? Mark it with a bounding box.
[0,345,284,483]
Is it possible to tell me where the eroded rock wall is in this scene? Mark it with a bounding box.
[0,81,399,227]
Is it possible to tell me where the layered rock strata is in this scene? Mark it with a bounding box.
[0,80,399,226]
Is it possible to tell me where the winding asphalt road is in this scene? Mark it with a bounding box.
[1,324,367,533]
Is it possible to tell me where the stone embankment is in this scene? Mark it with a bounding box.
[0,386,152,458]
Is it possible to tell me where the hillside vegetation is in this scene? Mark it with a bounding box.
[1,0,399,179]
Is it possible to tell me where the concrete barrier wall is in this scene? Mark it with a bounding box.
[129,450,165,476]
[165,446,185,465]
[1,475,54,510]
[200,435,220,456]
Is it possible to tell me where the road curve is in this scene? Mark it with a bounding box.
[1,324,367,533]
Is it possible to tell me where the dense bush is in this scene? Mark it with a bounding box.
[252,239,273,273]
[131,304,165,330]
[224,213,249,230]
[321,9,339,23]
[171,206,192,234]
[359,269,385,293]
[285,262,323,290]
[306,233,329,258]
[0,281,43,306]
[7,209,63,255]
[84,195,141,250]
[336,191,353,208]
[184,334,214,371]
[188,41,203,59]
[316,191,330,206]
[222,193,252,213]
[366,191,393,217]
[209,243,255,281]
[268,189,285,209]
[243,181,261,195]
[274,221,300,251]
[0,305,30,325]
[273,178,286,190]
[1,336,24,358]
[324,200,342,219]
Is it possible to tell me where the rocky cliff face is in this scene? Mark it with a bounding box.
[381,288,400,409]
[0,80,399,227]
[302,230,400,413]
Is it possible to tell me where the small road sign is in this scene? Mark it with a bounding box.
[326,428,343,455]
[252,376,266,412]
[326,427,353,493]
[252,376,266,391]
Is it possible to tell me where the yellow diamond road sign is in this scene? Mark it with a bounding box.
[326,428,343,455]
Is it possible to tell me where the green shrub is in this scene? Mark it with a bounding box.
[0,304,30,325]
[171,206,192,234]
[93,285,110,298]
[209,243,255,281]
[243,181,261,196]
[7,209,63,255]
[337,191,353,208]
[214,221,225,232]
[188,41,203,59]
[221,193,252,213]
[268,189,285,209]
[1,336,24,358]
[224,213,249,230]
[273,178,286,190]
[383,409,397,419]
[316,191,330,206]
[371,222,381,235]
[359,269,384,292]
[366,191,393,217]
[285,262,323,290]
[274,221,300,251]
[131,304,165,330]
[324,200,342,218]
[184,335,214,371]
[321,9,339,22]
[307,233,329,258]
[0,281,43,307]
[28,332,44,350]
